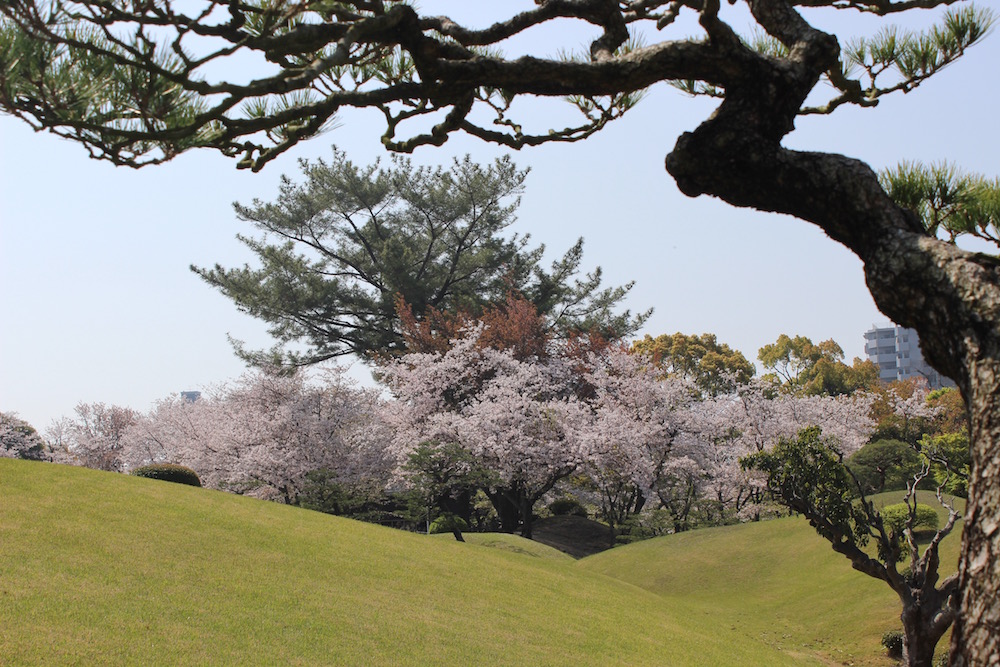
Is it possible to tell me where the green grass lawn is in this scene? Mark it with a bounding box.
[1,459,800,666]
[579,490,963,666]
[0,459,962,665]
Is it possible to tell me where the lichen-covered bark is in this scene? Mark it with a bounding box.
[950,361,1000,666]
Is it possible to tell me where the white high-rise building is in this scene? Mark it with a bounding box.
[863,325,955,389]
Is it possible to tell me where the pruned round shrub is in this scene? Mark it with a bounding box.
[130,463,202,487]
[429,514,468,534]
[881,630,904,659]
[881,503,939,535]
[547,497,587,518]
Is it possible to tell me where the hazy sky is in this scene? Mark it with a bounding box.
[2,4,998,430]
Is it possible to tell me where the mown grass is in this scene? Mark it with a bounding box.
[431,531,574,560]
[2,459,805,666]
[579,490,963,666]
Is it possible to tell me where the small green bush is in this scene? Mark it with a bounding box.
[429,514,469,535]
[547,497,587,518]
[881,630,904,659]
[130,464,202,487]
[881,503,939,535]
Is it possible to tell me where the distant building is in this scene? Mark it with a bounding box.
[863,325,955,389]
[180,391,202,403]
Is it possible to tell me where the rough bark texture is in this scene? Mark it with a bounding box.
[950,362,1000,666]
[899,584,956,667]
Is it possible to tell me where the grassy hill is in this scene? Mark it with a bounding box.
[0,460,795,665]
[0,460,961,665]
[580,490,963,666]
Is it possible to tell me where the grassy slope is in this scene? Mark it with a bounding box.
[432,532,575,560]
[1,460,798,666]
[580,490,963,666]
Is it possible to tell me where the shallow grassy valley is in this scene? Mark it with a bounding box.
[1,460,961,665]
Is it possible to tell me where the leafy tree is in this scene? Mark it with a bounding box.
[926,387,969,438]
[3,1,999,659]
[744,427,961,667]
[396,290,550,361]
[849,439,923,494]
[920,432,971,499]
[758,334,877,396]
[632,332,754,396]
[193,151,648,365]
[0,412,47,461]
[403,440,495,540]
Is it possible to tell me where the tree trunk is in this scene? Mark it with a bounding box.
[902,625,940,667]
[900,594,952,667]
[949,362,1000,666]
[520,496,534,540]
[487,490,520,534]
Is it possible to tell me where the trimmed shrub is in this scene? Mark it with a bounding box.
[130,464,202,487]
[881,630,903,659]
[547,497,588,518]
[429,514,469,535]
[881,503,939,535]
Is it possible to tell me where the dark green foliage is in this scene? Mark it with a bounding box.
[547,497,588,517]
[882,630,904,659]
[193,150,648,365]
[880,161,1000,249]
[881,503,940,535]
[848,439,923,493]
[130,464,202,487]
[429,514,469,535]
[404,441,497,528]
[296,469,426,531]
[743,426,873,550]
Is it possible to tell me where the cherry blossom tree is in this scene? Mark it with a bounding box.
[0,411,48,461]
[381,324,588,538]
[125,367,391,502]
[47,403,139,472]
[580,346,698,535]
[697,379,876,520]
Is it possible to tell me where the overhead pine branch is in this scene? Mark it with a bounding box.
[0,1,987,170]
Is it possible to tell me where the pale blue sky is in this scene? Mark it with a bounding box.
[2,4,997,430]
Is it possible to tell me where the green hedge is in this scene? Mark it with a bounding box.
[130,464,202,487]
[547,497,588,518]
[880,503,939,535]
[881,630,903,659]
